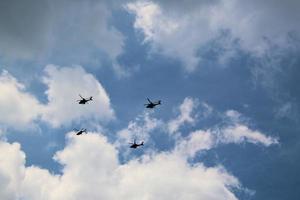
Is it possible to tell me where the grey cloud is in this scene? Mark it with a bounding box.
[154,0,220,12]
[0,0,124,70]
[0,0,52,59]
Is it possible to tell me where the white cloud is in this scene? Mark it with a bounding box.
[168,97,198,134]
[115,154,239,200]
[166,100,278,155]
[0,65,114,129]
[116,111,162,159]
[0,105,279,199]
[117,111,162,145]
[41,65,114,127]
[220,125,279,146]
[200,102,213,117]
[0,96,279,199]
[126,1,179,42]
[221,110,278,146]
[126,0,300,70]
[0,141,25,200]
[126,1,212,71]
[173,109,278,158]
[174,124,278,159]
[0,133,241,200]
[0,70,42,128]
[225,110,241,119]
[225,110,243,123]
[175,130,215,158]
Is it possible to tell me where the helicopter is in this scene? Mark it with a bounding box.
[144,98,161,109]
[129,139,144,149]
[77,94,93,104]
[74,128,87,135]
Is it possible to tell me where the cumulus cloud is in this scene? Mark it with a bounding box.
[41,65,114,127]
[0,65,114,129]
[0,141,25,200]
[0,133,241,200]
[168,97,199,134]
[116,111,162,145]
[0,98,279,199]
[0,70,43,128]
[126,0,300,70]
[175,130,215,158]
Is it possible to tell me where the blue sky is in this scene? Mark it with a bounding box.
[0,0,299,199]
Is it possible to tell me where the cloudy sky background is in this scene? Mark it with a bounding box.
[0,0,299,199]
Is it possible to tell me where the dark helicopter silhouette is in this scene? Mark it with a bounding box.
[144,98,161,108]
[74,128,87,135]
[77,94,93,104]
[129,139,144,149]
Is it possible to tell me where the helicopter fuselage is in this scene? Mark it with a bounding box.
[78,99,88,104]
[130,142,144,148]
[146,103,159,108]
